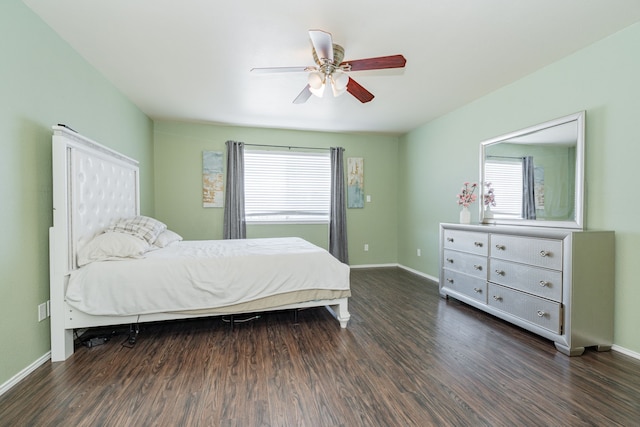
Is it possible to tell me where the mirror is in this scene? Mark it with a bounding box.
[480,111,585,229]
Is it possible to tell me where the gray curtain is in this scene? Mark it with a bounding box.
[522,156,537,220]
[223,140,246,239]
[329,147,349,264]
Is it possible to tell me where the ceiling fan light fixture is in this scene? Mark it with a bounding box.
[309,84,325,97]
[308,71,326,97]
[308,71,324,89]
[331,72,349,97]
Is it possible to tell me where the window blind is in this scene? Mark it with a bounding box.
[244,150,331,223]
[485,159,523,217]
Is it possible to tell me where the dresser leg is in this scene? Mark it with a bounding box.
[596,345,612,352]
[555,342,585,356]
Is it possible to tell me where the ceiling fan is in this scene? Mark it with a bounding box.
[251,30,406,104]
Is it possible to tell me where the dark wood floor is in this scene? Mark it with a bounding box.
[2,268,640,426]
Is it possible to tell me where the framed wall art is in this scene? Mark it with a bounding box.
[347,157,364,208]
[202,151,224,207]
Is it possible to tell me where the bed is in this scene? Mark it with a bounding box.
[49,126,351,362]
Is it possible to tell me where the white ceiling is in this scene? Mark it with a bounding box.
[23,0,640,135]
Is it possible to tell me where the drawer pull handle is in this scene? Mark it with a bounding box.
[536,310,546,317]
[492,295,502,301]
[495,269,505,276]
[474,242,483,247]
[447,237,454,242]
[540,250,550,257]
[539,280,549,287]
[495,244,506,250]
[446,278,454,283]
[446,258,454,263]
[473,264,482,270]
[473,287,482,293]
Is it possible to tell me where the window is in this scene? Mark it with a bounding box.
[484,159,522,217]
[244,150,331,223]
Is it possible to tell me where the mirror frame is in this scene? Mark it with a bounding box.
[480,111,585,229]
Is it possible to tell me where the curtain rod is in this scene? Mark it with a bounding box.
[243,143,331,151]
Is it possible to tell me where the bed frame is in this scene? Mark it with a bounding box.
[49,126,350,362]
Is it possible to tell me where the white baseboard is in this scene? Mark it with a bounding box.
[349,263,398,269]
[349,263,438,284]
[0,352,51,398]
[397,264,439,283]
[611,344,640,360]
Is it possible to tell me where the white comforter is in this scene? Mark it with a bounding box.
[65,237,350,316]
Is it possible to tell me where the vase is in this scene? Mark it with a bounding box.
[484,205,493,219]
[459,206,470,224]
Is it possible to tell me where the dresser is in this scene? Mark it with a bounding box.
[439,223,614,356]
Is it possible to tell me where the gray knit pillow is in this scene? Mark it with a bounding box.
[107,216,167,244]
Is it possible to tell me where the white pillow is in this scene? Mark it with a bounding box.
[107,215,167,244]
[154,229,183,248]
[77,232,150,267]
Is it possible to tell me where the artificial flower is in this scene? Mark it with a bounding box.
[457,182,477,207]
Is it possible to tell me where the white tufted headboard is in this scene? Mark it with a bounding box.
[50,126,139,360]
[50,126,139,271]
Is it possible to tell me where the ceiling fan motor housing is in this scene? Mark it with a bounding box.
[312,44,349,74]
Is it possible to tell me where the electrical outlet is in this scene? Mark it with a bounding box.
[417,248,421,257]
[366,195,371,203]
[38,303,47,322]
[364,244,369,251]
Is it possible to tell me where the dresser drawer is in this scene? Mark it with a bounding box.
[489,259,563,302]
[488,283,562,334]
[442,269,487,304]
[490,234,563,270]
[443,230,489,256]
[443,249,487,279]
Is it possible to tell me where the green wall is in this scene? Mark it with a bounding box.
[0,1,153,387]
[398,22,640,353]
[153,121,398,266]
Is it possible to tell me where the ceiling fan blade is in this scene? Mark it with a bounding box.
[309,30,333,62]
[341,54,406,71]
[293,85,313,104]
[346,78,374,103]
[251,66,311,74]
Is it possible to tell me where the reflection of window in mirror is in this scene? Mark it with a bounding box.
[485,158,522,217]
[480,111,584,228]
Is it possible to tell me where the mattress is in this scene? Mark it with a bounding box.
[65,237,351,316]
